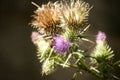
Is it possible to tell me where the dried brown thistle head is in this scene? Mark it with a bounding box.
[60,0,92,30]
[31,2,61,35]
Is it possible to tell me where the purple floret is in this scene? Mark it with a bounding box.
[96,31,106,43]
[53,35,71,53]
[31,31,40,43]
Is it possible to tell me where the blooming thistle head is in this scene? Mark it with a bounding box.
[53,35,71,53]
[60,0,91,30]
[31,2,61,35]
[92,31,114,61]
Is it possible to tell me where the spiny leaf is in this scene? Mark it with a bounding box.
[113,60,120,68]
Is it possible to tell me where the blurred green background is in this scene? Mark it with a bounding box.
[0,0,120,80]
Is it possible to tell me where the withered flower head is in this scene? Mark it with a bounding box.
[31,2,61,35]
[60,0,91,29]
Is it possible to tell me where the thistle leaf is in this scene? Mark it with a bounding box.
[73,52,84,59]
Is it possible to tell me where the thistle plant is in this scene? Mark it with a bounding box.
[30,0,120,80]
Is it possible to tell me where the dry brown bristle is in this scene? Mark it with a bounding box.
[31,2,61,35]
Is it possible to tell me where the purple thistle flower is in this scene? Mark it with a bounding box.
[96,31,106,43]
[53,35,71,53]
[31,31,40,43]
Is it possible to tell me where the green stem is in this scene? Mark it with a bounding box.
[79,60,100,78]
[63,54,72,67]
[69,60,101,80]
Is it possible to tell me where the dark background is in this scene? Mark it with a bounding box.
[0,0,120,80]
